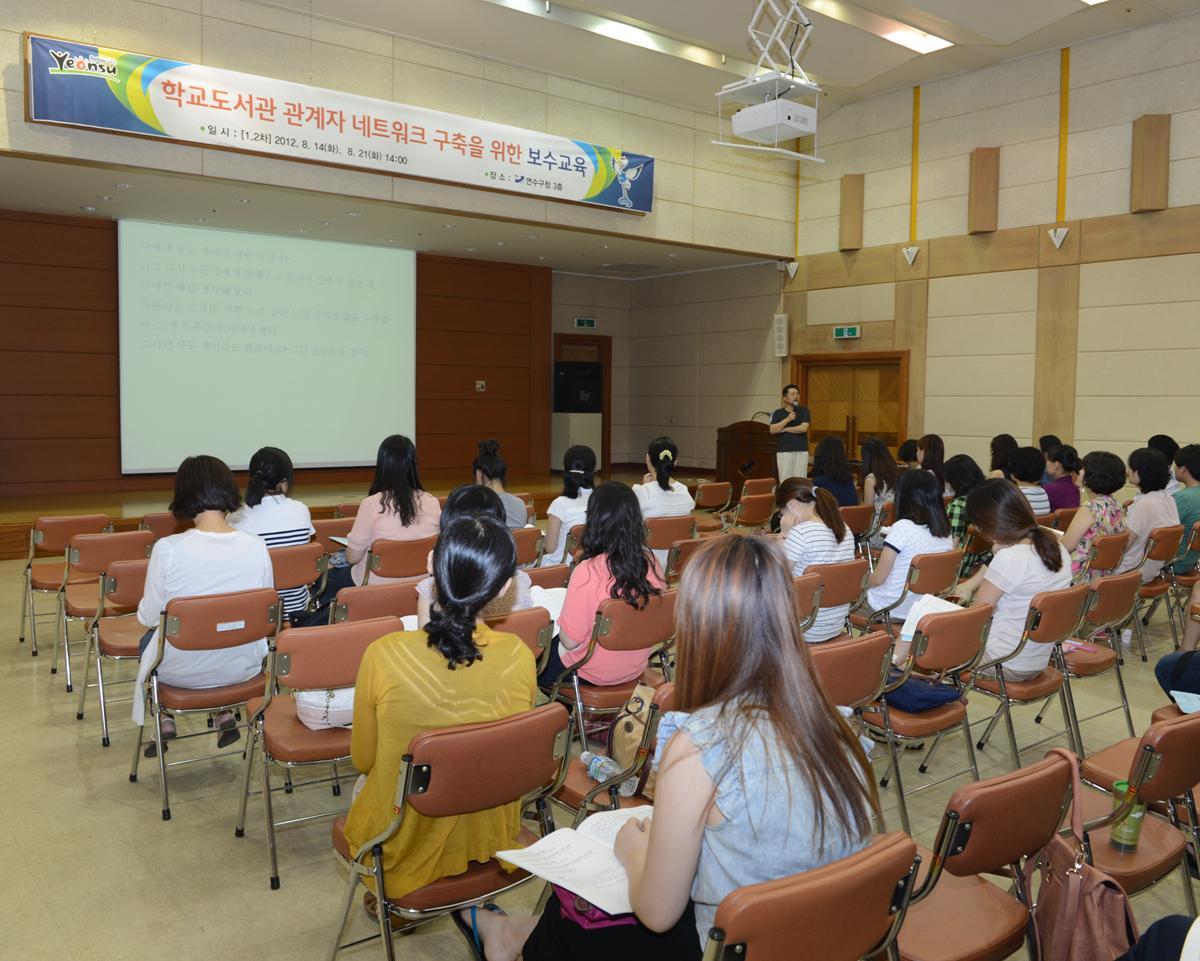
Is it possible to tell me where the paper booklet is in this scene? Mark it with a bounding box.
[1170,690,1200,714]
[898,593,963,642]
[496,805,653,915]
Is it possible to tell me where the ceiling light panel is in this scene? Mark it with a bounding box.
[805,0,952,53]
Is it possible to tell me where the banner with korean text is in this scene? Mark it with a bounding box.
[24,34,654,213]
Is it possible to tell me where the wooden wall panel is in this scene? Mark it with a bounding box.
[0,307,117,352]
[927,226,1040,277]
[0,263,117,309]
[967,148,1000,234]
[1130,114,1171,214]
[416,295,530,333]
[1033,265,1080,443]
[805,246,896,291]
[1080,206,1200,263]
[0,353,119,395]
[417,328,533,369]
[416,365,530,401]
[893,280,928,439]
[839,174,865,251]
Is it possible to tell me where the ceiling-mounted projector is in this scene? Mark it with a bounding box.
[731,98,816,144]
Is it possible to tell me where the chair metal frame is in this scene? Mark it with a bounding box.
[854,549,964,635]
[269,541,329,625]
[1126,524,1186,661]
[1071,530,1131,586]
[1163,522,1200,645]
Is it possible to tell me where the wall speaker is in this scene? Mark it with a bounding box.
[772,313,789,358]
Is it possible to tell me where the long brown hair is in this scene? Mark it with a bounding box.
[674,535,878,851]
[966,478,1063,572]
[917,433,946,490]
[775,477,848,543]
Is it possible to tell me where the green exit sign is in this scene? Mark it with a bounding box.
[833,325,861,340]
[574,316,596,329]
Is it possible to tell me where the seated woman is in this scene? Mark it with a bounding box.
[1118,447,1180,582]
[956,479,1071,680]
[1061,451,1128,579]
[1155,581,1200,697]
[811,436,859,507]
[328,435,441,596]
[944,454,990,574]
[473,439,529,529]
[1042,445,1082,512]
[860,438,899,551]
[632,435,695,571]
[1009,446,1052,515]
[465,534,878,961]
[542,445,596,566]
[776,478,856,642]
[897,438,920,470]
[230,446,315,623]
[416,485,533,627]
[134,455,274,749]
[343,515,535,922]
[538,481,664,688]
[988,433,1018,480]
[864,468,954,620]
[917,433,948,494]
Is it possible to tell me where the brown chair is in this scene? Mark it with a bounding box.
[269,542,328,624]
[236,616,402,889]
[807,558,870,642]
[82,557,151,748]
[1033,512,1055,529]
[327,703,571,959]
[139,511,192,540]
[840,503,875,550]
[862,602,992,833]
[741,477,776,497]
[1128,524,1185,660]
[897,752,1075,961]
[965,582,1092,768]
[130,588,281,820]
[547,590,678,752]
[69,531,155,718]
[727,492,775,534]
[1053,507,1078,530]
[1166,521,1200,642]
[366,535,438,583]
[700,832,919,961]
[526,563,571,590]
[512,526,545,568]
[858,549,965,634]
[331,579,422,624]
[20,513,110,664]
[509,491,536,523]
[957,525,993,579]
[1074,529,1131,584]
[792,572,822,635]
[644,515,697,553]
[694,481,733,534]
[809,631,894,712]
[312,518,354,554]
[665,536,711,585]
[485,606,554,674]
[563,523,586,563]
[333,502,360,519]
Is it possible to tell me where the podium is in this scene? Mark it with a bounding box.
[715,421,777,499]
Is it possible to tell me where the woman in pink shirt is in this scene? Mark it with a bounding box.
[538,481,664,687]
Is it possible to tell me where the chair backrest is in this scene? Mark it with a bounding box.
[908,549,964,598]
[269,542,325,592]
[644,515,697,549]
[734,493,776,529]
[274,616,402,690]
[565,523,586,559]
[509,492,536,524]
[162,588,280,651]
[942,494,954,508]
[403,702,570,818]
[808,558,869,609]
[1025,582,1092,646]
[881,501,895,525]
[695,481,732,511]
[792,573,822,624]
[1033,512,1055,529]
[913,602,992,674]
[960,525,993,557]
[139,512,192,540]
[741,477,776,498]
[809,631,893,709]
[1052,507,1077,531]
[485,606,552,668]
[1130,710,1200,804]
[105,558,150,609]
[69,530,154,575]
[368,535,438,581]
[526,564,571,590]
[332,579,422,622]
[33,513,110,554]
[334,502,360,519]
[839,504,874,539]
[1081,570,1142,633]
[705,832,918,961]
[312,517,353,553]
[1146,525,1185,564]
[1186,521,1200,557]
[595,589,677,653]
[939,752,1073,876]
[512,526,545,567]
[667,536,710,584]
[1084,530,1131,574]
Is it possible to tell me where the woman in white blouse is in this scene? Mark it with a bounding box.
[541,445,595,566]
[632,436,695,570]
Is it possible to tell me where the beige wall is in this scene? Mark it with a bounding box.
[0,0,795,256]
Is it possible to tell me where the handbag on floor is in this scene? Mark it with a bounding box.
[608,683,660,799]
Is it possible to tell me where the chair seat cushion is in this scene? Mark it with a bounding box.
[332,817,535,911]
[157,671,267,712]
[246,695,351,763]
[1063,641,1117,676]
[898,844,1028,961]
[1082,736,1179,818]
[1139,579,1171,598]
[1152,704,1183,724]
[64,581,135,619]
[970,668,1062,701]
[554,758,647,811]
[694,518,722,533]
[862,700,966,738]
[1076,788,1186,894]
[1174,572,1200,589]
[556,680,640,711]
[30,561,97,592]
[97,617,146,657]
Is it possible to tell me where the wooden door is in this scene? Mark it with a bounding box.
[801,358,904,454]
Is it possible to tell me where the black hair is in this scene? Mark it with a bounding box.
[813,436,853,485]
[244,446,295,508]
[1128,448,1170,494]
[989,434,1019,475]
[782,383,799,396]
[439,484,505,532]
[647,436,679,492]
[917,434,946,491]
[426,515,517,669]
[943,454,985,499]
[897,439,919,464]
[1039,434,1063,456]
[894,467,950,538]
[1149,434,1180,464]
[368,435,425,526]
[1175,444,1200,481]
[859,438,899,495]
[561,444,597,499]
[1010,447,1047,485]
[581,481,662,610]
[472,439,507,484]
[169,455,240,520]
[1048,445,1082,474]
[1081,451,1126,496]
[966,479,1063,573]
[775,478,848,543]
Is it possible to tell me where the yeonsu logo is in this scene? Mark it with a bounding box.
[47,49,117,78]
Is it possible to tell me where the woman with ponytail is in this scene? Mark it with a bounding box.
[473,438,528,529]
[956,478,1071,680]
[633,436,695,569]
[542,444,597,566]
[343,514,535,916]
[776,479,855,642]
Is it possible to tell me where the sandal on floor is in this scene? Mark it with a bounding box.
[215,712,240,749]
[451,904,507,961]
[143,719,177,757]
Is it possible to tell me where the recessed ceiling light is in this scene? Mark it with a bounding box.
[113,182,132,189]
[294,228,306,234]
[195,217,207,223]
[527,233,538,240]
[666,253,677,258]
[238,198,253,205]
[1080,0,1112,4]
[538,256,546,261]
[318,220,332,226]
[883,27,952,54]
[601,244,610,249]
[442,223,456,229]
[494,241,505,247]
[465,247,477,252]
[80,205,96,213]
[96,194,112,201]
[346,211,362,217]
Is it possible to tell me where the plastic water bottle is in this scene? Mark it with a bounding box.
[580,751,638,797]
[1120,628,1133,647]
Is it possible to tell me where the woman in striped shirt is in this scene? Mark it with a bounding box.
[230,446,315,621]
